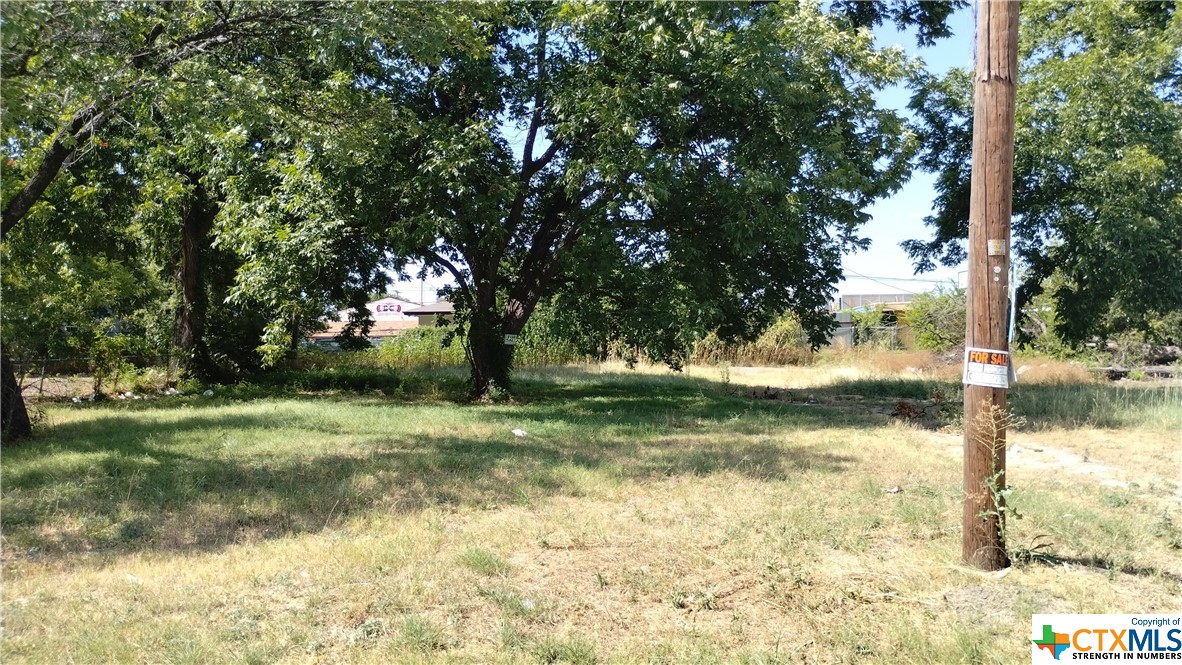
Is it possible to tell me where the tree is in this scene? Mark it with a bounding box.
[905,0,1182,346]
[237,2,944,398]
[1,1,328,440]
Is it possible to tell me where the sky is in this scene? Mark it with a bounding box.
[395,6,979,305]
[837,4,976,297]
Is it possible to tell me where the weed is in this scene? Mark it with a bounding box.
[971,403,1029,558]
[352,617,385,643]
[478,585,543,620]
[401,615,447,652]
[458,547,510,576]
[1010,535,1057,565]
[1152,512,1182,550]
[532,635,597,665]
[594,570,608,589]
[1102,493,1130,508]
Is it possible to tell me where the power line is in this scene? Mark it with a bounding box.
[842,270,921,294]
[841,271,951,284]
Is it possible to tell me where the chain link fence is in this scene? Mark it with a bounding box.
[11,356,176,400]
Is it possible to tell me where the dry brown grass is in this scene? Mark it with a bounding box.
[1011,357,1097,385]
[3,365,1179,664]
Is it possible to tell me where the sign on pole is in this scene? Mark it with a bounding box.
[963,347,1010,389]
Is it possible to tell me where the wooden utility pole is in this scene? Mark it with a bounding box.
[963,0,1019,571]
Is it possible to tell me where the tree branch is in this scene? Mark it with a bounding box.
[423,248,473,306]
[1,2,325,241]
[521,25,548,170]
[1,48,37,78]
[1,102,115,240]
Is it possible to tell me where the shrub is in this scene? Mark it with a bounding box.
[906,287,966,351]
[374,327,466,368]
[689,313,814,366]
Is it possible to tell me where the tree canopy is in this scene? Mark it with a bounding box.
[226,2,927,395]
[906,0,1182,345]
[3,0,962,435]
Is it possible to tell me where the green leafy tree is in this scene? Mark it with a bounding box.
[1,1,330,439]
[905,0,1182,346]
[238,2,947,397]
[849,306,886,347]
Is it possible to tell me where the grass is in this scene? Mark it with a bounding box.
[3,362,1180,663]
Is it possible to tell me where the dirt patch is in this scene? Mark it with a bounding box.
[943,583,1067,626]
[924,432,1143,490]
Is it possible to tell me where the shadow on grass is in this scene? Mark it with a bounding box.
[3,375,859,560]
[7,367,1175,561]
[42,364,1176,432]
[1024,553,1182,585]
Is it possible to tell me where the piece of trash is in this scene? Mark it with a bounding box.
[992,567,1012,579]
[126,574,143,585]
[883,486,903,494]
[511,429,528,437]
[71,397,81,404]
[202,389,214,397]
[300,570,310,579]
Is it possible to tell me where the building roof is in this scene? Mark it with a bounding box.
[308,319,418,340]
[404,300,454,315]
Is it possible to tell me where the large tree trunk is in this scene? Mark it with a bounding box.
[467,310,515,400]
[173,173,219,380]
[1,343,32,443]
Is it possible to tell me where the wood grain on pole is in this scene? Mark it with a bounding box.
[963,0,1019,571]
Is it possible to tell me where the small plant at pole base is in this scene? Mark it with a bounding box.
[972,403,1028,564]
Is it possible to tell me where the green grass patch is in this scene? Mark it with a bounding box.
[458,547,511,576]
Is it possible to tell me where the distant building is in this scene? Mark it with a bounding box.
[404,300,454,327]
[833,293,917,311]
[308,297,420,348]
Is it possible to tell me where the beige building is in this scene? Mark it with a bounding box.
[309,297,421,347]
[404,300,454,327]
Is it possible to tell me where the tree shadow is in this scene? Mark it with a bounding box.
[1024,553,1182,585]
[3,377,858,561]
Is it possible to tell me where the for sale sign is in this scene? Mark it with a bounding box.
[963,347,1010,389]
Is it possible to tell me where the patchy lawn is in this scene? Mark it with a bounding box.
[3,365,1180,664]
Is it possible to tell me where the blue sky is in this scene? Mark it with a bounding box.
[838,5,975,297]
[396,6,979,304]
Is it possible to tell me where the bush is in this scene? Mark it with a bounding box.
[256,367,408,393]
[906,287,966,351]
[128,367,170,394]
[514,308,593,366]
[689,313,814,366]
[374,327,466,368]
